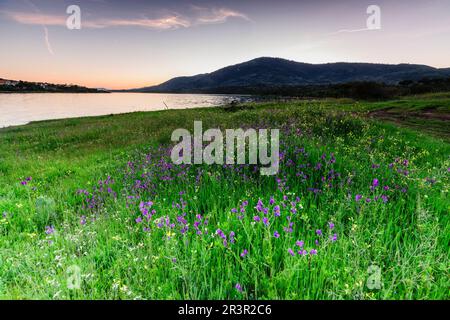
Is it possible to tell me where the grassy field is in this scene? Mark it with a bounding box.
[0,95,448,299]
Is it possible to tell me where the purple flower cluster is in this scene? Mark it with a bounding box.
[216,228,235,247]
[20,176,32,186]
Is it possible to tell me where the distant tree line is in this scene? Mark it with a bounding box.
[0,81,104,93]
[192,77,450,101]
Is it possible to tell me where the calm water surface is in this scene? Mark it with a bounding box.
[0,93,250,128]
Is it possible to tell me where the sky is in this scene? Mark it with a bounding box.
[0,0,449,89]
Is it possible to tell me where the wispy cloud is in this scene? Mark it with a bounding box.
[102,15,191,29]
[327,28,376,36]
[3,11,66,26]
[43,26,54,55]
[1,6,249,30]
[192,7,251,25]
[21,0,55,55]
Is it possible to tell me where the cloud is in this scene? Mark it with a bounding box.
[1,7,249,30]
[193,8,251,25]
[327,27,381,36]
[3,11,66,26]
[101,16,191,29]
[19,0,55,55]
[43,26,54,55]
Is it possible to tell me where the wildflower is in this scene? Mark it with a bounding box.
[80,216,86,225]
[273,231,280,238]
[355,194,362,202]
[330,233,338,242]
[269,196,275,205]
[273,205,281,217]
[253,216,261,222]
[231,208,238,213]
[216,229,226,240]
[229,231,235,244]
[372,179,379,187]
[316,229,322,236]
[288,248,295,256]
[283,221,294,233]
[240,249,248,258]
[45,226,55,235]
[235,283,243,292]
[135,216,142,223]
[296,240,304,248]
[262,217,269,226]
[328,222,335,230]
[310,249,318,255]
[255,199,264,212]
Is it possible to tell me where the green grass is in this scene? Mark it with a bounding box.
[0,95,448,299]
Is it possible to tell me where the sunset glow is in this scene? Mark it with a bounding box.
[1,0,449,89]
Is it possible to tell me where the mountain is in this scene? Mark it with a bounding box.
[133,57,450,93]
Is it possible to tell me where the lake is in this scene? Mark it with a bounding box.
[0,92,251,128]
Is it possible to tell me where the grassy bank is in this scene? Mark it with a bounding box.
[0,96,448,299]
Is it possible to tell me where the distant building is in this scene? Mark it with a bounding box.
[0,79,18,86]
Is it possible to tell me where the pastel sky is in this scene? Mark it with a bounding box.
[1,0,449,89]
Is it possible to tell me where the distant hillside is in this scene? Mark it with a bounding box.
[133,57,450,93]
[0,78,109,93]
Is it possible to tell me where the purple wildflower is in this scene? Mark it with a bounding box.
[273,205,281,217]
[45,226,55,235]
[273,231,280,238]
[240,249,249,258]
[229,231,235,244]
[372,179,379,187]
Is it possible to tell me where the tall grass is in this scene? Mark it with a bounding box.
[0,98,448,299]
